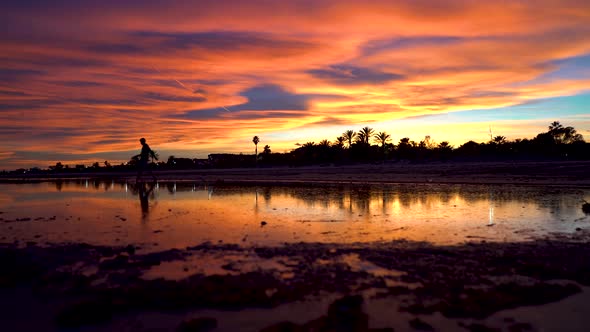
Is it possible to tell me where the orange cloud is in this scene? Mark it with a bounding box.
[1,0,590,168]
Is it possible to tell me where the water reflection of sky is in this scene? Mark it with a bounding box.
[0,181,588,250]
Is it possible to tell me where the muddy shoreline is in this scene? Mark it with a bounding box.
[2,231,590,331]
[3,161,590,187]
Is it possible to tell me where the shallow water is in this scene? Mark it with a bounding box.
[0,180,589,251]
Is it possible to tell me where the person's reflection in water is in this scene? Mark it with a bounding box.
[55,180,63,192]
[137,181,156,220]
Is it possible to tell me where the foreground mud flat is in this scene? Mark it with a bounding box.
[2,231,590,332]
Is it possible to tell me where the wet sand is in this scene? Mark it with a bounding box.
[2,233,590,331]
[160,161,590,187]
[4,160,590,186]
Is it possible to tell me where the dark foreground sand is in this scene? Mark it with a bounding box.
[2,231,590,331]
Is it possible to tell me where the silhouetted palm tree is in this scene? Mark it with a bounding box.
[374,131,391,147]
[355,132,366,144]
[252,136,260,165]
[317,140,331,162]
[342,130,356,148]
[358,126,374,145]
[374,131,391,160]
[493,136,507,144]
[252,136,260,158]
[437,141,453,160]
[334,136,346,149]
[302,142,315,148]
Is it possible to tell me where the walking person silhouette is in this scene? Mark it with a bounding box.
[134,137,158,182]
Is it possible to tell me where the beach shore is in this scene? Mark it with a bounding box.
[4,160,590,187]
[2,161,590,331]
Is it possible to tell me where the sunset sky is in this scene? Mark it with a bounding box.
[1,0,589,169]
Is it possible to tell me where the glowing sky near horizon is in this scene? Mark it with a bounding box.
[1,0,590,169]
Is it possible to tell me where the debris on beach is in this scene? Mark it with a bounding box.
[259,295,393,332]
[409,317,434,331]
[176,317,217,332]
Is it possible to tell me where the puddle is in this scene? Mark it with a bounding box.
[0,181,589,251]
[142,250,296,280]
[340,253,405,277]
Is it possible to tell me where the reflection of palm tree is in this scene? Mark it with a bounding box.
[262,187,272,204]
[382,190,393,214]
[342,130,356,148]
[488,190,495,226]
[254,188,259,215]
[354,187,372,213]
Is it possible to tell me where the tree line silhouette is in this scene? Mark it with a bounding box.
[255,121,587,167]
[2,121,588,175]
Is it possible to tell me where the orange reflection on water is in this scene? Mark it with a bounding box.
[0,181,588,251]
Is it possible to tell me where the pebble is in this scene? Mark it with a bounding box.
[409,317,434,331]
[176,317,217,332]
[125,244,136,255]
